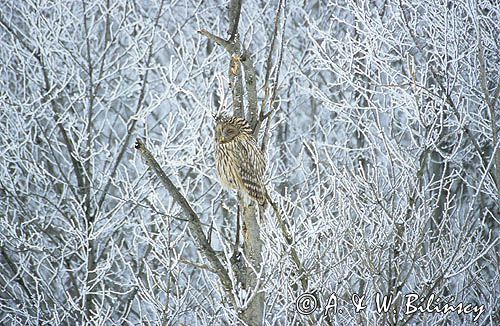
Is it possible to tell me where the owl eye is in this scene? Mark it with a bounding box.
[227,128,236,135]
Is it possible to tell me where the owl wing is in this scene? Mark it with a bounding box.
[237,140,267,206]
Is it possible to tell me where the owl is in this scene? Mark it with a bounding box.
[215,116,267,206]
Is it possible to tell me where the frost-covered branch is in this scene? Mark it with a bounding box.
[134,138,233,295]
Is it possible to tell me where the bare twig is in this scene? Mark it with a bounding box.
[96,0,166,213]
[266,193,308,291]
[0,13,86,203]
[399,0,498,191]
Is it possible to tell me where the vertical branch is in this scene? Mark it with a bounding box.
[81,0,94,220]
[228,0,242,42]
[253,0,285,135]
[261,0,287,152]
[200,0,265,323]
[80,1,97,319]
[241,52,258,123]
[95,0,165,213]
[198,0,245,118]
[197,30,244,117]
[239,204,264,324]
[230,49,245,118]
[476,22,500,199]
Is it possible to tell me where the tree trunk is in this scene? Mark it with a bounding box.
[239,202,264,325]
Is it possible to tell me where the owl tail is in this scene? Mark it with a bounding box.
[241,178,267,207]
[244,187,266,207]
[256,186,267,207]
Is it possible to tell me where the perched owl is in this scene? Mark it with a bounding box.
[215,117,267,206]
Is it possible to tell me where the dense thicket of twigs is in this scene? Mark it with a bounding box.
[0,0,498,324]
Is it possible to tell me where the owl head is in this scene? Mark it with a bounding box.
[215,117,253,144]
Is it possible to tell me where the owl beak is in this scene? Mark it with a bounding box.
[220,135,225,143]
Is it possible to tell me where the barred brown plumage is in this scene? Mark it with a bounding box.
[215,116,267,206]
